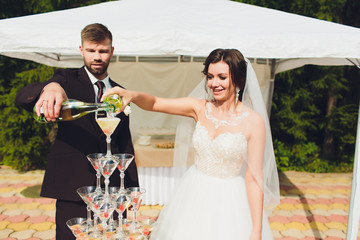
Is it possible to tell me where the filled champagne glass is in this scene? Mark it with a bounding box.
[96,110,121,158]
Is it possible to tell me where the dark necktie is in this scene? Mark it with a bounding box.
[95,81,105,103]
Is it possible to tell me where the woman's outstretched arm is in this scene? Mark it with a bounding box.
[102,86,203,121]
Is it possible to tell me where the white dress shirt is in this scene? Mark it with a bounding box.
[84,66,112,103]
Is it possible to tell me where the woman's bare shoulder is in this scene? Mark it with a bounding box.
[242,105,265,129]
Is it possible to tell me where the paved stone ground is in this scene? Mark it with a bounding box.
[271,171,359,240]
[0,165,359,240]
[0,166,55,240]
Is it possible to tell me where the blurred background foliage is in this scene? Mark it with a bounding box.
[0,0,359,172]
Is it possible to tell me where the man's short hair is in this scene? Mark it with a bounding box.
[81,23,112,45]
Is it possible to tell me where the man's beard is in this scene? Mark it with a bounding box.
[85,61,109,78]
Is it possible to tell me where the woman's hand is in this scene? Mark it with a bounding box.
[102,87,133,113]
[102,86,200,120]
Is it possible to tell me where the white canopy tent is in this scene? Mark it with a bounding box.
[1,0,359,107]
[1,0,359,132]
[0,0,360,238]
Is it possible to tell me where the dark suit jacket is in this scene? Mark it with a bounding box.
[15,66,139,201]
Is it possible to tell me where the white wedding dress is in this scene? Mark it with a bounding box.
[150,103,273,240]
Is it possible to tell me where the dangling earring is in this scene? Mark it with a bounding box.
[235,88,240,103]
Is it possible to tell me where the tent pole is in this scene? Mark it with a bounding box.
[266,59,277,117]
[346,98,360,239]
[346,61,360,240]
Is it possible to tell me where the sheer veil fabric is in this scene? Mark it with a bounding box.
[172,58,280,213]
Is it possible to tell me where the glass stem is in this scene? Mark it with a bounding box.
[102,219,108,232]
[96,170,101,193]
[133,206,137,224]
[105,135,112,158]
[120,171,125,191]
[94,215,100,235]
[109,212,114,227]
[86,206,92,226]
[117,214,123,234]
[105,177,110,198]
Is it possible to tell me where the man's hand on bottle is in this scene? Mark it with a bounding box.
[35,82,68,122]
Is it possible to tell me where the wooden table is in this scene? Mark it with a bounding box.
[134,138,174,167]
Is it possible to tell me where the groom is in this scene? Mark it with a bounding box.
[15,23,139,239]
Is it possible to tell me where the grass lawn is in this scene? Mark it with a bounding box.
[21,184,42,198]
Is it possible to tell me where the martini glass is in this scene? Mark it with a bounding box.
[127,187,146,231]
[87,153,104,193]
[96,110,121,158]
[140,219,157,240]
[88,192,106,238]
[98,200,116,233]
[115,153,134,193]
[77,186,97,228]
[99,156,120,199]
[66,217,88,240]
[113,191,131,239]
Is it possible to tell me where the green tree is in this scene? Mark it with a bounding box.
[271,65,358,172]
[0,0,113,18]
[0,65,55,170]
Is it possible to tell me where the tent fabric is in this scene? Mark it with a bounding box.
[1,0,360,72]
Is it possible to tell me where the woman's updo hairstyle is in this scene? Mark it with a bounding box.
[202,48,247,101]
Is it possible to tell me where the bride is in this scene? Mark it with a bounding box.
[103,49,279,240]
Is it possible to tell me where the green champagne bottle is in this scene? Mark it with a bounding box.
[34,94,123,123]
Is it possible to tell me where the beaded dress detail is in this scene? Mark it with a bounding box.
[193,122,247,178]
[204,101,249,129]
[193,102,249,178]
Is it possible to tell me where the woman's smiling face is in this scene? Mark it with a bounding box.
[207,61,236,102]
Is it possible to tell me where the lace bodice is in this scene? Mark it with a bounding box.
[192,122,248,178]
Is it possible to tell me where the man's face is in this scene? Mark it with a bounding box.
[79,38,114,80]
